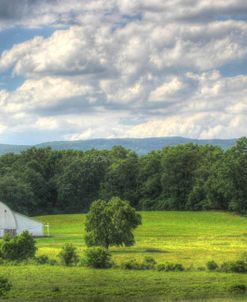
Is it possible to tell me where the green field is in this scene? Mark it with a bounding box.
[1,211,247,301]
[36,211,247,266]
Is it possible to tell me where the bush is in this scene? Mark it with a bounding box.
[84,247,112,269]
[156,264,166,271]
[142,256,156,269]
[34,255,50,265]
[34,255,57,265]
[0,276,12,297]
[58,244,79,266]
[221,260,247,273]
[121,259,143,270]
[121,257,156,270]
[0,231,36,261]
[49,259,58,266]
[229,284,246,294]
[206,260,218,271]
[156,263,185,272]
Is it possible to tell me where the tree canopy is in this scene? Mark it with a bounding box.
[85,197,142,248]
[0,138,246,214]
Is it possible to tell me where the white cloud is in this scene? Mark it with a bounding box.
[0,0,247,143]
[149,77,184,102]
[128,112,247,139]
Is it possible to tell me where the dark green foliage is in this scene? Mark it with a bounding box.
[85,197,141,248]
[100,147,139,206]
[34,255,50,265]
[0,176,35,215]
[160,144,201,210]
[0,276,12,297]
[143,256,156,269]
[121,257,157,270]
[0,231,36,261]
[220,260,247,273]
[58,244,79,266]
[229,284,246,294]
[56,152,109,212]
[156,263,185,272]
[0,138,246,215]
[84,247,112,268]
[206,261,219,271]
[121,259,144,270]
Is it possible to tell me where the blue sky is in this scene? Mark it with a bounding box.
[0,0,247,144]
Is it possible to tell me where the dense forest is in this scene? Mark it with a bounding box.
[0,137,246,216]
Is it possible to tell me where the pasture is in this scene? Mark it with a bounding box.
[36,211,247,266]
[1,211,247,301]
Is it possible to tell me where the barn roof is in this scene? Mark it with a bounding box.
[0,201,43,226]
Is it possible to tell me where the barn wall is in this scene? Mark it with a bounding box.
[14,212,44,237]
[0,202,16,231]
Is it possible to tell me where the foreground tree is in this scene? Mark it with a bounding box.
[85,197,142,248]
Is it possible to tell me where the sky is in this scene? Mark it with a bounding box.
[0,0,247,144]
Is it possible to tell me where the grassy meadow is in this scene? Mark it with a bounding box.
[36,211,247,266]
[1,211,247,301]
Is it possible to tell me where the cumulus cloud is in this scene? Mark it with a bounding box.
[0,0,247,143]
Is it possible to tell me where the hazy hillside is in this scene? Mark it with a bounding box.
[0,137,237,156]
[0,144,31,155]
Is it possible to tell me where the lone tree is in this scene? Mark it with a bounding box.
[85,197,141,248]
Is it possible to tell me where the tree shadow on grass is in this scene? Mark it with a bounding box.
[111,248,169,254]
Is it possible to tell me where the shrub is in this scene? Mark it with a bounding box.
[206,260,218,271]
[156,263,185,272]
[49,259,58,266]
[221,260,247,273]
[34,255,50,265]
[229,284,246,294]
[121,257,157,270]
[220,262,232,273]
[121,259,143,270]
[84,247,112,269]
[156,264,167,271]
[58,244,79,266]
[142,256,156,269]
[0,276,12,297]
[167,263,184,271]
[0,231,36,261]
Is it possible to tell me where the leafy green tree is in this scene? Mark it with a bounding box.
[56,152,109,212]
[208,137,247,213]
[0,176,35,215]
[160,144,201,210]
[100,149,139,206]
[186,145,224,210]
[138,151,162,209]
[85,197,142,248]
[0,139,246,214]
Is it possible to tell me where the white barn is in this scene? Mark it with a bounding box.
[0,201,44,237]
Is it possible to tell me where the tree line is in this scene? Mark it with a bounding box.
[0,137,246,215]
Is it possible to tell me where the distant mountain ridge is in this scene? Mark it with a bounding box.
[0,137,238,156]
